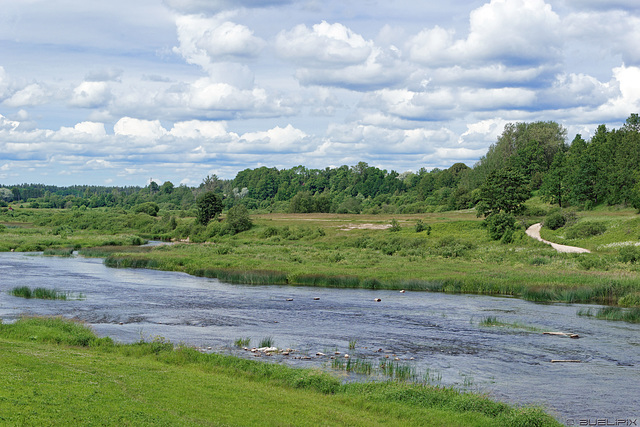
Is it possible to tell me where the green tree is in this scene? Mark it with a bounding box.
[196,192,223,225]
[225,204,252,233]
[540,151,567,207]
[476,167,529,218]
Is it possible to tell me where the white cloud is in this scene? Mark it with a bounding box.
[3,83,48,107]
[113,117,167,139]
[70,81,111,108]
[458,118,509,148]
[169,120,230,139]
[409,0,562,67]
[276,21,410,90]
[174,14,265,71]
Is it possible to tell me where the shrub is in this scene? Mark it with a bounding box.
[544,211,565,230]
[565,221,606,239]
[389,218,401,232]
[619,245,640,263]
[484,212,516,241]
[133,202,160,217]
[415,220,431,234]
[225,205,252,234]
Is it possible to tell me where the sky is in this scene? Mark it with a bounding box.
[1,0,639,187]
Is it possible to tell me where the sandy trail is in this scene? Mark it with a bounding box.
[525,223,591,254]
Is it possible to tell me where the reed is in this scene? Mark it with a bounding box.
[577,306,640,323]
[10,286,68,300]
[258,336,274,348]
[234,337,251,347]
[43,247,75,257]
[191,268,288,285]
[378,359,417,382]
[331,357,373,375]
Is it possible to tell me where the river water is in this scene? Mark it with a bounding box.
[0,251,638,423]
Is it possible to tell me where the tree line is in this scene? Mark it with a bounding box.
[2,114,639,215]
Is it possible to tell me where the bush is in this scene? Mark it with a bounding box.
[133,202,160,217]
[484,212,516,241]
[619,245,640,263]
[389,219,401,232]
[415,220,431,234]
[225,205,252,234]
[544,211,565,230]
[565,221,606,239]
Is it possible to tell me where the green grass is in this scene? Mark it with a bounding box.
[234,337,251,347]
[478,316,541,332]
[577,306,640,323]
[258,336,274,348]
[331,357,374,375]
[6,208,640,311]
[88,211,640,309]
[0,317,560,426]
[10,286,68,300]
[43,247,75,256]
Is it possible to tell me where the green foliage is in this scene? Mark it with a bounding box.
[578,306,640,323]
[10,287,69,300]
[618,293,640,307]
[618,245,640,263]
[258,336,274,348]
[565,221,606,239]
[225,204,252,234]
[544,211,566,230]
[133,202,159,216]
[196,191,223,225]
[415,220,431,234]
[234,337,251,347]
[389,218,401,232]
[476,167,530,218]
[484,212,516,241]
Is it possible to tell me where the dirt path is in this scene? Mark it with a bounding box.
[525,223,591,254]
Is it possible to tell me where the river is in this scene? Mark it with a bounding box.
[0,251,638,424]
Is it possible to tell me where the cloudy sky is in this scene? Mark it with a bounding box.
[1,0,639,186]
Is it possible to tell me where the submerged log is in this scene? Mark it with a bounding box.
[543,332,580,339]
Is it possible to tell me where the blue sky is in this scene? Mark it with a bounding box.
[1,0,639,186]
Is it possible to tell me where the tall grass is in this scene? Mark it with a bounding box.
[43,247,75,257]
[379,359,418,381]
[10,286,68,300]
[331,357,373,375]
[258,336,274,348]
[191,268,288,285]
[577,306,640,323]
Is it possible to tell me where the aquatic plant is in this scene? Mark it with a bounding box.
[331,357,373,375]
[348,339,357,350]
[234,337,251,347]
[577,306,640,323]
[10,286,68,300]
[191,268,288,285]
[43,247,75,257]
[258,336,274,348]
[379,359,417,382]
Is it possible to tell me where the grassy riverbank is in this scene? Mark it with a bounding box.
[0,317,558,426]
[97,208,640,309]
[3,205,640,309]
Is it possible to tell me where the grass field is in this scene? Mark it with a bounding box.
[0,317,558,426]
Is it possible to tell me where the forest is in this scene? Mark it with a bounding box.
[2,114,639,218]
